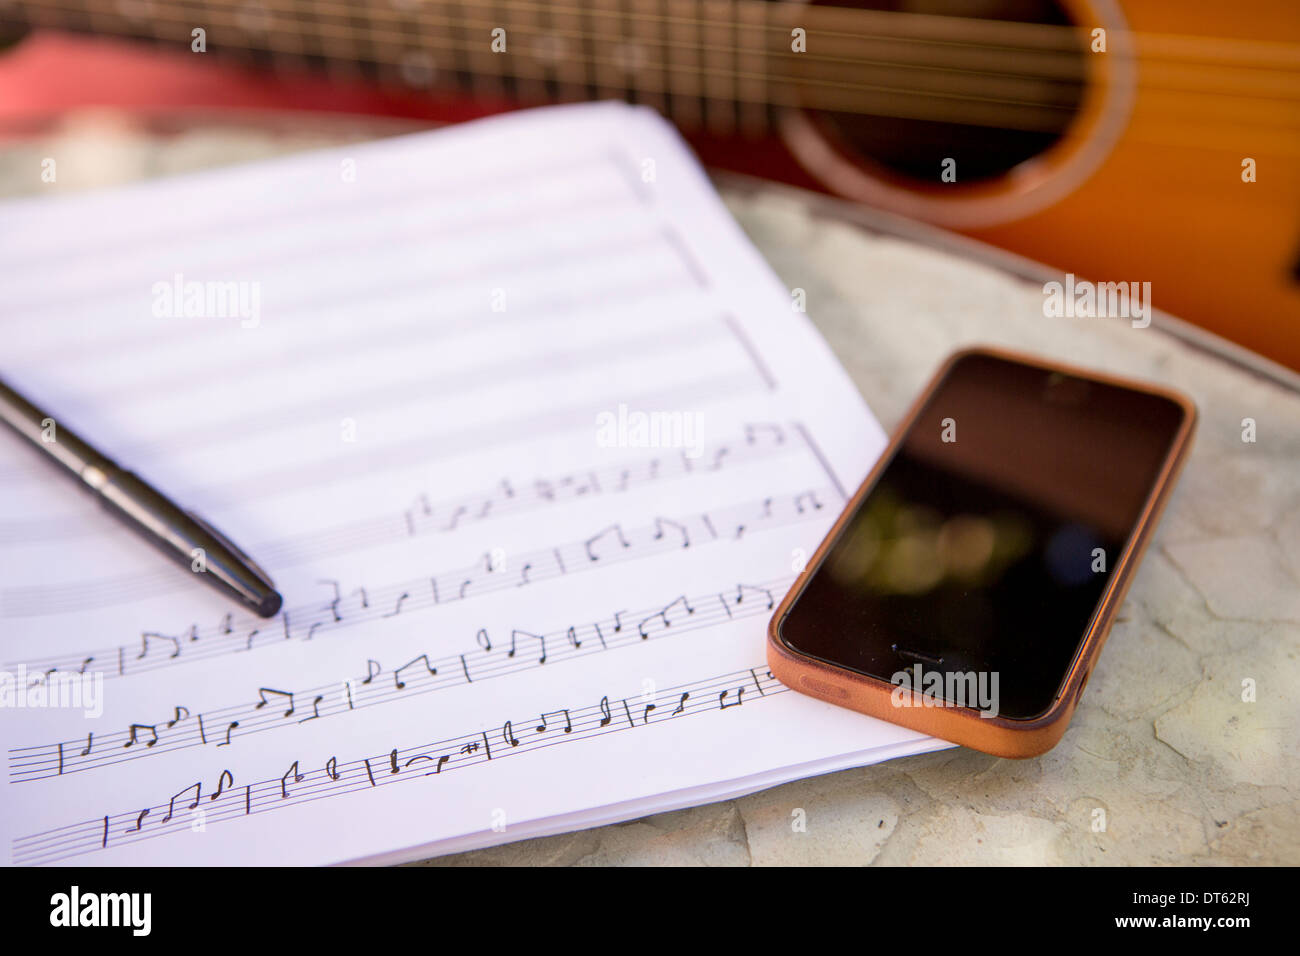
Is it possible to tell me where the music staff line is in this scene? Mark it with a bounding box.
[15,266,693,432]
[0,373,759,617]
[0,311,741,542]
[1,421,796,616]
[0,148,628,289]
[5,159,635,321]
[2,309,723,490]
[12,665,788,865]
[7,486,829,681]
[8,577,791,782]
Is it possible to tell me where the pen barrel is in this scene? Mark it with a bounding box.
[0,378,110,480]
[98,472,282,618]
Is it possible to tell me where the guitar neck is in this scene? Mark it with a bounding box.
[3,0,817,132]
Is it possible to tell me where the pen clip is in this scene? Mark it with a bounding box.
[185,510,276,590]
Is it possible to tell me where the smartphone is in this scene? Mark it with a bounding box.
[767,346,1197,758]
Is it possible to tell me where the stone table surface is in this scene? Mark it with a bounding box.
[6,113,1296,866]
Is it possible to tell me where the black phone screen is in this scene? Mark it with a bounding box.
[775,352,1188,721]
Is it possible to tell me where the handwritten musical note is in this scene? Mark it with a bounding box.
[638,595,695,638]
[138,631,180,660]
[653,517,690,548]
[508,630,546,665]
[299,695,324,723]
[536,709,572,734]
[211,770,234,801]
[585,524,631,561]
[394,654,437,690]
[163,782,201,822]
[795,491,823,514]
[745,423,785,445]
[281,760,304,799]
[382,592,409,617]
[123,723,158,749]
[318,579,343,622]
[719,687,745,709]
[255,687,295,719]
[734,584,774,610]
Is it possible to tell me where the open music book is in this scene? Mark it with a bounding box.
[0,102,946,866]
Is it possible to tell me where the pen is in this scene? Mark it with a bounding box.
[0,377,283,619]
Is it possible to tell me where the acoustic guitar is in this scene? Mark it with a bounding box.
[1,1,1297,368]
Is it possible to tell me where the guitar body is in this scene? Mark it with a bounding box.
[785,1,1300,369]
[1,0,1296,367]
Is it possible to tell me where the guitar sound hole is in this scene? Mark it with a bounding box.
[807,0,1089,184]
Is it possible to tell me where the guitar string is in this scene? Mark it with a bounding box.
[18,11,1297,143]
[25,0,1300,63]
[7,3,1084,131]
[4,17,1293,153]
[10,1,1298,126]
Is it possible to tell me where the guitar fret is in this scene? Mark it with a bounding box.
[626,0,668,115]
[665,0,702,128]
[507,0,549,103]
[588,0,625,102]
[701,0,736,135]
[437,0,475,94]
[548,1,589,102]
[461,0,507,100]
[734,0,769,135]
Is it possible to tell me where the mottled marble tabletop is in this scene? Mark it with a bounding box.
[6,113,1296,865]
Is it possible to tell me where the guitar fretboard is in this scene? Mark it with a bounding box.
[1,0,1091,134]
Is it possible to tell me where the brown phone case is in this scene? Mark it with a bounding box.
[766,345,1198,758]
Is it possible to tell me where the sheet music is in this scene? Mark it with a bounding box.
[0,103,945,866]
